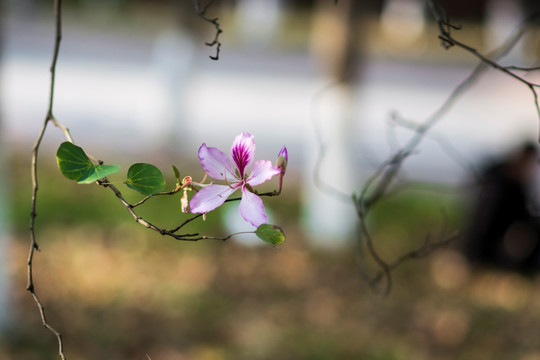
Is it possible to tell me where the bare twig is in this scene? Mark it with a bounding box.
[192,0,222,60]
[372,231,459,283]
[352,3,538,293]
[505,65,540,72]
[309,2,539,295]
[27,1,67,359]
[100,180,280,240]
[389,111,479,179]
[428,0,540,135]
[353,2,538,293]
[359,5,536,210]
[353,195,392,295]
[130,186,183,208]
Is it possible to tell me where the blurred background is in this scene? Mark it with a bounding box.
[1,0,540,359]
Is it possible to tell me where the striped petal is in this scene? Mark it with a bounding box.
[231,132,255,178]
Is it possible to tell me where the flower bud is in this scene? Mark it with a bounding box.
[275,146,288,175]
[182,176,192,187]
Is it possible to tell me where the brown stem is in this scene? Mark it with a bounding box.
[27,1,67,359]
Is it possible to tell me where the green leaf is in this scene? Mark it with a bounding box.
[172,165,181,183]
[56,142,121,183]
[56,142,93,180]
[126,163,166,195]
[77,164,121,184]
[255,224,286,249]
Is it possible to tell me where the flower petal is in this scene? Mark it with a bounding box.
[239,186,267,227]
[189,184,237,214]
[247,160,281,186]
[198,144,235,180]
[231,132,255,178]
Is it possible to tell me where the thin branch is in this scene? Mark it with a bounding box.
[95,180,282,240]
[505,65,540,71]
[192,0,222,60]
[27,1,66,359]
[50,116,74,143]
[358,5,536,211]
[372,232,459,283]
[389,111,479,179]
[353,195,392,296]
[100,182,219,241]
[428,0,540,134]
[344,2,539,295]
[169,212,205,233]
[130,187,182,208]
[100,180,257,242]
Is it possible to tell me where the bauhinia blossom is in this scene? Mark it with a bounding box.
[189,132,283,227]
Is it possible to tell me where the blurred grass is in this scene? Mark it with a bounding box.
[3,152,540,360]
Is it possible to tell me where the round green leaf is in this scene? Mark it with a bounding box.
[77,164,121,184]
[56,142,93,181]
[126,163,166,195]
[57,142,120,183]
[255,224,286,249]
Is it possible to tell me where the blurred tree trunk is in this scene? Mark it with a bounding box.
[302,0,377,249]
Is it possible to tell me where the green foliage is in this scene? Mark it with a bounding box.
[56,141,92,180]
[77,164,122,184]
[255,224,286,248]
[125,163,166,195]
[56,143,166,196]
[172,165,181,183]
[56,142,120,183]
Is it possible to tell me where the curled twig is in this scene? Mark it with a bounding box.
[192,0,222,60]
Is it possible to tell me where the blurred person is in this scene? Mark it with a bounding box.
[464,142,540,274]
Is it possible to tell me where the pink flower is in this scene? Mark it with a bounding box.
[189,132,281,227]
